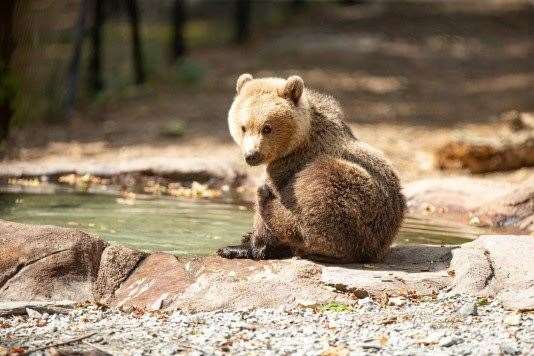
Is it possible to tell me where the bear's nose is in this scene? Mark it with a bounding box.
[245,151,263,166]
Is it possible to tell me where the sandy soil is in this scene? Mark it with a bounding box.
[5,2,534,184]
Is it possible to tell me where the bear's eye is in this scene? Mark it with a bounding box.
[261,124,272,135]
[241,126,246,133]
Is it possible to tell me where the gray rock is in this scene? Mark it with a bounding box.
[404,178,534,233]
[0,220,107,302]
[1,220,534,316]
[357,297,374,306]
[321,244,453,297]
[388,297,407,306]
[25,308,42,319]
[93,245,147,304]
[439,336,460,347]
[458,302,478,316]
[449,235,534,311]
[501,342,520,355]
[503,313,522,326]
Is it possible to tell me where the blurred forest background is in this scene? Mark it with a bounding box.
[1,0,533,182]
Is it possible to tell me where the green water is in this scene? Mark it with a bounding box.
[0,193,483,255]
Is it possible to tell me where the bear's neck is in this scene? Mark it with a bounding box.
[266,100,351,188]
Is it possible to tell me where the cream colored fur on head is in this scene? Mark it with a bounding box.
[228,74,311,165]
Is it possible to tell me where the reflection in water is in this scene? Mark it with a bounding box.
[0,193,485,255]
[0,194,17,215]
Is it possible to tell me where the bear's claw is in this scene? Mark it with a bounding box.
[217,245,251,259]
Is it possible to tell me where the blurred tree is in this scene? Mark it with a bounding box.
[67,0,145,113]
[66,0,90,113]
[171,0,186,62]
[0,0,16,147]
[234,0,251,44]
[125,0,145,84]
[89,0,105,93]
[291,0,306,10]
[339,0,365,5]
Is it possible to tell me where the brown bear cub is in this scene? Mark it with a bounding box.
[218,74,406,263]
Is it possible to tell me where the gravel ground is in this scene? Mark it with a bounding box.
[1,294,533,355]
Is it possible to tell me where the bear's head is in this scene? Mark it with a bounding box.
[228,74,311,166]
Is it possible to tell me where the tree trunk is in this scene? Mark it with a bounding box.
[89,0,105,93]
[125,0,145,84]
[65,0,90,113]
[291,0,305,9]
[170,0,186,62]
[0,0,17,145]
[234,0,251,44]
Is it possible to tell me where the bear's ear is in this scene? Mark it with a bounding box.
[280,75,304,104]
[236,73,253,94]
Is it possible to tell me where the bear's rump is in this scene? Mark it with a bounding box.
[291,156,393,260]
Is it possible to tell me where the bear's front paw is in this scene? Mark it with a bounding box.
[241,231,253,244]
[217,245,251,259]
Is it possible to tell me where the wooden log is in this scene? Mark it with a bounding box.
[435,133,534,174]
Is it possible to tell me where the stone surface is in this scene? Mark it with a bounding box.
[1,220,533,313]
[2,294,533,356]
[171,257,353,312]
[321,244,454,297]
[0,220,107,302]
[110,252,193,310]
[93,245,146,304]
[405,177,534,232]
[449,235,534,311]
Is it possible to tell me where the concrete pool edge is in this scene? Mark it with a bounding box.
[0,220,533,312]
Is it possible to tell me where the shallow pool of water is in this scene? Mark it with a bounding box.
[0,193,484,255]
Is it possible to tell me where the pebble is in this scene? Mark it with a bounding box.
[357,297,374,306]
[0,294,530,355]
[503,313,522,326]
[388,297,407,307]
[458,302,478,317]
[501,343,520,355]
[25,308,42,319]
[438,336,459,347]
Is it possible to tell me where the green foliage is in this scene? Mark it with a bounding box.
[477,297,489,306]
[11,59,65,127]
[172,60,204,86]
[0,64,17,108]
[0,139,7,155]
[320,301,353,313]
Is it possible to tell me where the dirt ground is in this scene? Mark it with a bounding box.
[5,2,534,184]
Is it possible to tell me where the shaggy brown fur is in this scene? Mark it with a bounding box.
[218,74,406,263]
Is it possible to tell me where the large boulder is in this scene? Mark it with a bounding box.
[405,177,534,233]
[0,220,107,301]
[449,235,534,311]
[93,245,147,304]
[110,252,193,310]
[1,220,533,312]
[170,257,354,312]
